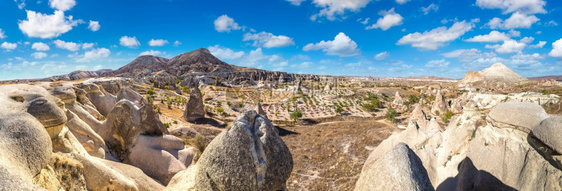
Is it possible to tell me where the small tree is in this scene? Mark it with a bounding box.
[290,109,303,121]
[385,106,397,123]
[335,106,343,115]
[442,110,454,123]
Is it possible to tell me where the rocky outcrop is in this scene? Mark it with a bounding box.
[393,91,404,105]
[461,71,483,84]
[532,116,562,154]
[431,90,447,115]
[486,102,549,133]
[461,62,527,85]
[183,86,205,122]
[256,101,268,119]
[168,110,293,190]
[355,142,434,191]
[370,98,562,190]
[128,135,194,185]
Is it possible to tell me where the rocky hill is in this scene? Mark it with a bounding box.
[461,62,527,85]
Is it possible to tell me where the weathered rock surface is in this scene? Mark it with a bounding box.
[431,89,447,115]
[487,102,549,132]
[532,116,562,154]
[190,110,293,190]
[355,142,434,191]
[129,135,192,185]
[183,85,205,122]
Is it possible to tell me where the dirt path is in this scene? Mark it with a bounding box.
[280,120,395,190]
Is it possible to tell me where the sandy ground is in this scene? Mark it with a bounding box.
[280,120,396,190]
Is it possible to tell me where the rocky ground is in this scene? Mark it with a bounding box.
[280,120,395,190]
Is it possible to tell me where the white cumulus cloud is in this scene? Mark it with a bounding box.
[397,20,474,50]
[120,36,140,48]
[1,42,17,50]
[31,52,48,59]
[374,51,390,61]
[475,0,546,15]
[173,40,181,47]
[148,39,168,46]
[425,59,450,68]
[32,42,50,51]
[49,0,76,11]
[465,31,510,42]
[214,15,242,32]
[487,12,539,29]
[0,28,6,39]
[18,10,78,39]
[303,32,360,57]
[395,0,409,4]
[208,45,245,60]
[88,20,100,32]
[485,39,526,54]
[421,3,438,15]
[139,50,163,56]
[366,8,403,31]
[549,39,562,58]
[311,0,371,21]
[243,31,295,48]
[53,39,80,51]
[76,48,110,62]
[529,41,546,48]
[81,43,94,49]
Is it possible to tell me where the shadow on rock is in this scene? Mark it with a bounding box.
[275,126,299,136]
[436,157,517,191]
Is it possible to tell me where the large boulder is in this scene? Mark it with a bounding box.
[355,142,434,191]
[183,86,205,122]
[532,116,562,154]
[101,99,167,161]
[128,135,192,185]
[194,110,293,190]
[487,102,549,133]
[0,90,53,190]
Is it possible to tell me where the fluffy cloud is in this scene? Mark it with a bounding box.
[510,53,544,68]
[243,32,295,48]
[14,0,26,9]
[485,39,526,54]
[214,15,242,32]
[303,32,359,57]
[425,59,450,68]
[88,20,100,32]
[76,48,110,62]
[0,28,6,39]
[32,42,50,51]
[31,52,48,59]
[487,12,539,29]
[173,40,181,47]
[53,39,80,51]
[240,48,268,67]
[311,0,371,21]
[81,43,94,49]
[421,3,438,15]
[395,0,409,4]
[18,10,79,39]
[374,51,390,61]
[119,36,140,48]
[529,41,546,48]
[139,50,163,56]
[397,20,474,50]
[148,39,169,46]
[1,42,18,50]
[442,48,503,68]
[208,45,245,60]
[286,0,306,6]
[49,0,76,11]
[465,31,510,42]
[475,0,546,15]
[366,8,403,31]
[549,39,562,58]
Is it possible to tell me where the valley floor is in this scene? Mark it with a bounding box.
[280,120,395,190]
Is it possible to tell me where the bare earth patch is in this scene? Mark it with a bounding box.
[280,120,395,190]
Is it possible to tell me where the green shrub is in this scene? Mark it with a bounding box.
[442,110,453,123]
[290,109,303,121]
[335,106,343,114]
[385,106,397,123]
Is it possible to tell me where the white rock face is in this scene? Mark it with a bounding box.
[360,100,562,190]
[355,142,434,191]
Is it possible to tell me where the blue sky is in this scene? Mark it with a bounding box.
[0,0,561,80]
